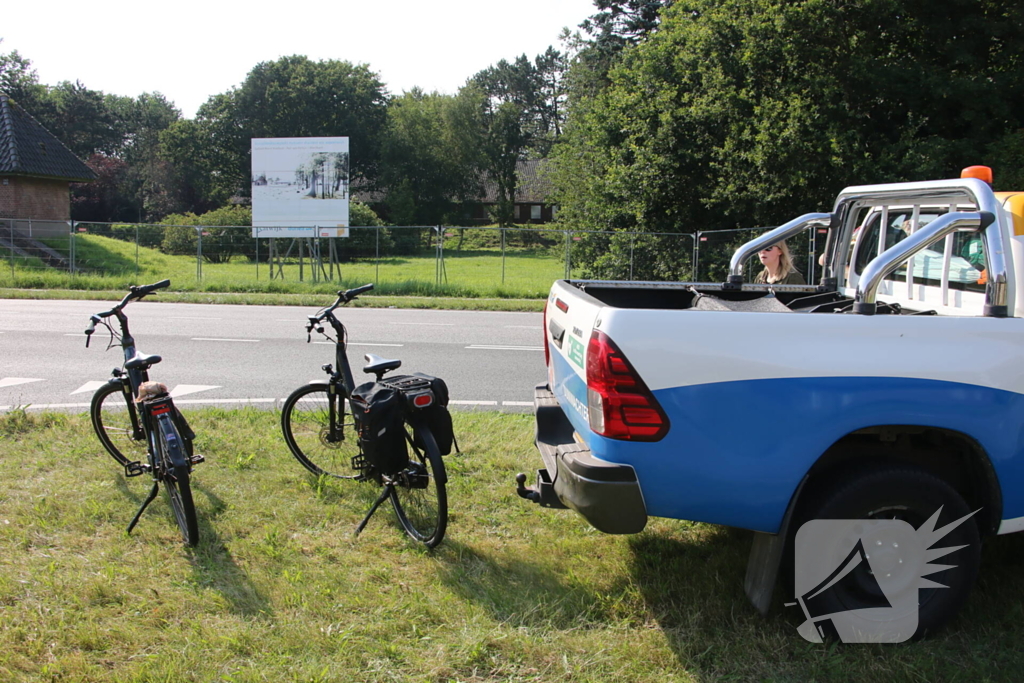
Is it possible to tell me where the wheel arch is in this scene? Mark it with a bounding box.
[797,424,1002,538]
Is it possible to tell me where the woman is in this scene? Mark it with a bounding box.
[755,240,806,284]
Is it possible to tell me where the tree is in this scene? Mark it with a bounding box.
[379,88,484,226]
[553,0,1024,279]
[210,56,389,198]
[0,41,45,106]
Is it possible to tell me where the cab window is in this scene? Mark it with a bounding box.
[852,210,985,293]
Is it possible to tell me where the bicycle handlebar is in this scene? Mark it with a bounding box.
[306,284,375,329]
[84,280,171,346]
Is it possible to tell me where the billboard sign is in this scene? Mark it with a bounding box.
[251,137,350,234]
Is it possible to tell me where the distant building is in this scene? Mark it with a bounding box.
[0,92,96,236]
[353,158,557,225]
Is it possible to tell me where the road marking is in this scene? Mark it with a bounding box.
[64,333,87,337]
[313,341,404,347]
[505,325,542,329]
[191,337,260,343]
[465,345,544,351]
[166,316,223,320]
[390,322,454,326]
[0,377,45,389]
[1,402,92,410]
[170,385,221,398]
[70,381,108,395]
[172,398,275,405]
[0,397,530,412]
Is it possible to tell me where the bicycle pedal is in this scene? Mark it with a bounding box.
[124,461,150,477]
[351,454,370,471]
[189,453,206,465]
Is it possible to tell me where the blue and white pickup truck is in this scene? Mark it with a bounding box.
[517,168,1024,635]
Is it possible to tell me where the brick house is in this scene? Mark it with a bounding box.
[0,93,96,237]
[469,159,557,224]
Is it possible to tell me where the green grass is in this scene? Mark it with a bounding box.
[0,232,567,304]
[2,408,1023,681]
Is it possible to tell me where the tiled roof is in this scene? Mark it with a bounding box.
[480,159,553,204]
[352,159,554,206]
[0,93,96,181]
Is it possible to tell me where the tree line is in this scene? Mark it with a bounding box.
[3,0,1023,279]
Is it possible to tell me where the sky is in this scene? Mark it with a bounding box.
[3,0,597,119]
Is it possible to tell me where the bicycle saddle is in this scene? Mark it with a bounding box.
[125,352,163,370]
[363,353,401,376]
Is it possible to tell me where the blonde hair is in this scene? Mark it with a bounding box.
[766,240,797,283]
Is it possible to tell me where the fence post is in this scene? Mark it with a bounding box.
[564,230,570,279]
[68,220,75,276]
[196,227,203,281]
[375,226,380,283]
[255,229,260,281]
[501,226,506,285]
[9,219,14,279]
[629,231,635,280]
[693,231,701,281]
[135,223,140,278]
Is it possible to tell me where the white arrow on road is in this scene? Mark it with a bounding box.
[169,385,221,398]
[0,377,45,389]
[70,381,109,395]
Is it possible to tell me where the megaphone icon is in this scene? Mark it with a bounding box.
[798,538,892,641]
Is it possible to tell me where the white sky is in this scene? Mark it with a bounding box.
[3,0,596,119]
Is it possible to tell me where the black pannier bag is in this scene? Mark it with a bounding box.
[349,381,409,475]
[406,373,456,456]
[380,373,457,456]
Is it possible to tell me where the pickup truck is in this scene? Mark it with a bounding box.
[517,167,1024,637]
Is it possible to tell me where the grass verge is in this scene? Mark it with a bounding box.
[1,408,1022,681]
[0,287,546,312]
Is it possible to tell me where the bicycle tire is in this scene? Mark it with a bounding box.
[156,418,199,546]
[91,381,146,468]
[390,423,448,548]
[281,384,361,478]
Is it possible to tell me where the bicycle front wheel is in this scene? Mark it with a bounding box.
[281,384,360,478]
[157,420,199,546]
[390,423,448,548]
[91,381,146,468]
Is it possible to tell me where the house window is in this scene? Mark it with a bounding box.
[531,205,542,221]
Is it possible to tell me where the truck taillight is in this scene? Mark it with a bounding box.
[586,330,669,441]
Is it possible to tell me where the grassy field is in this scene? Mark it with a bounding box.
[2,409,1024,682]
[0,232,566,302]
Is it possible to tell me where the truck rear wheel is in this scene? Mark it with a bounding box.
[795,465,980,639]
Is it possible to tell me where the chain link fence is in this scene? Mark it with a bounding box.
[1,218,824,295]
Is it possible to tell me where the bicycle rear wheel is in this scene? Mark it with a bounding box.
[91,381,146,468]
[156,419,199,546]
[390,423,447,548]
[281,384,360,478]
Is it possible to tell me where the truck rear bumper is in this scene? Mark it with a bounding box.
[528,383,648,534]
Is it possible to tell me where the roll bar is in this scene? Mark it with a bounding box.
[836,177,1008,317]
[726,213,831,286]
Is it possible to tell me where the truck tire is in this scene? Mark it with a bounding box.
[795,465,980,639]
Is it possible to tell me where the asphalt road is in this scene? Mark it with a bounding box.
[0,298,546,412]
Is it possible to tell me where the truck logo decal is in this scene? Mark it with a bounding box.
[565,389,589,421]
[567,336,585,369]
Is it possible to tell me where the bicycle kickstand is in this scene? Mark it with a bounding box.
[127,482,159,535]
[354,484,394,537]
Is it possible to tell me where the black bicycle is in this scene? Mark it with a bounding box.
[85,280,203,546]
[280,284,454,548]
